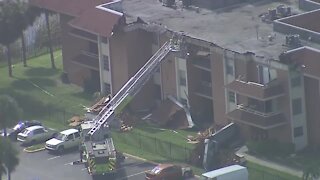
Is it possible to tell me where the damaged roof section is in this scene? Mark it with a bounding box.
[121,0,307,59]
[151,96,194,130]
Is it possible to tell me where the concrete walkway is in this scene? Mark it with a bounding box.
[236,146,303,178]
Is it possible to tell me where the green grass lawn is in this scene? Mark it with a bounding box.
[0,50,92,130]
[247,161,301,180]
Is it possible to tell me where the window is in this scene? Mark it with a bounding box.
[101,37,108,44]
[103,55,109,71]
[179,70,186,86]
[292,98,302,115]
[67,134,74,141]
[89,42,98,54]
[104,83,111,95]
[151,33,159,45]
[294,126,303,137]
[33,128,44,135]
[291,76,301,87]
[74,132,80,138]
[265,100,273,113]
[180,98,188,106]
[228,91,236,103]
[258,66,277,85]
[226,59,235,76]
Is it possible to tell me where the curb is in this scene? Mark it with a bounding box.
[23,147,45,153]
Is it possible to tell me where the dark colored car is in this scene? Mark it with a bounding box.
[0,120,42,140]
[145,164,193,180]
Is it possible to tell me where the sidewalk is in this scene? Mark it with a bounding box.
[236,146,303,178]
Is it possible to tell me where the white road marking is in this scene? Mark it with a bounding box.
[64,162,73,165]
[47,156,60,160]
[119,169,151,180]
[81,168,86,171]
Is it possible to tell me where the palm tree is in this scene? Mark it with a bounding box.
[0,137,19,180]
[0,0,28,77]
[0,95,22,137]
[302,163,320,180]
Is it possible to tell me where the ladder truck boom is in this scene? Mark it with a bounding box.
[88,40,181,139]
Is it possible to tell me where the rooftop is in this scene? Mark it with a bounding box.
[278,9,320,32]
[280,46,320,77]
[122,0,318,59]
[61,128,78,135]
[30,0,112,17]
[26,125,43,131]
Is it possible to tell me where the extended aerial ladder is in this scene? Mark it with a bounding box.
[87,37,183,140]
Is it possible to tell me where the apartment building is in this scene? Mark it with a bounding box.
[30,0,320,151]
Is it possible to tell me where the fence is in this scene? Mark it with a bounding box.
[112,130,194,163]
[45,107,77,125]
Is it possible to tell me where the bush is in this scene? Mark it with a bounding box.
[247,140,294,157]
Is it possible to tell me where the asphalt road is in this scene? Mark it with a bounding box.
[10,143,156,180]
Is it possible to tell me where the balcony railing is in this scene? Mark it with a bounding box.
[81,50,99,59]
[225,79,285,100]
[236,104,280,117]
[227,104,286,129]
[71,54,99,71]
[69,28,97,42]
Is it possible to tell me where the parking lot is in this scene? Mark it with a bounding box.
[11,143,156,180]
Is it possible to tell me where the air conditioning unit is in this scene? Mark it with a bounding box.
[162,0,175,7]
[285,34,301,48]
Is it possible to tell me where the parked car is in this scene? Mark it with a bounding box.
[17,125,57,146]
[45,128,81,154]
[145,164,193,180]
[0,120,42,140]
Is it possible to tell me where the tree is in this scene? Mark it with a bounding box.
[0,137,19,180]
[0,95,22,137]
[20,5,41,67]
[45,10,56,69]
[302,163,320,180]
[0,0,28,77]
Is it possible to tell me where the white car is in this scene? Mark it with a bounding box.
[17,125,56,146]
[45,129,81,153]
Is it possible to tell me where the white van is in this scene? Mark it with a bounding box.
[45,128,81,153]
[201,165,248,180]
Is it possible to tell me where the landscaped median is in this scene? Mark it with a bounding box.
[23,143,45,153]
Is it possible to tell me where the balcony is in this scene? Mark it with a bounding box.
[227,104,286,129]
[71,53,99,71]
[69,28,97,43]
[225,79,284,100]
[194,81,212,99]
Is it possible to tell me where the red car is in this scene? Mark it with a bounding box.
[145,164,193,180]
